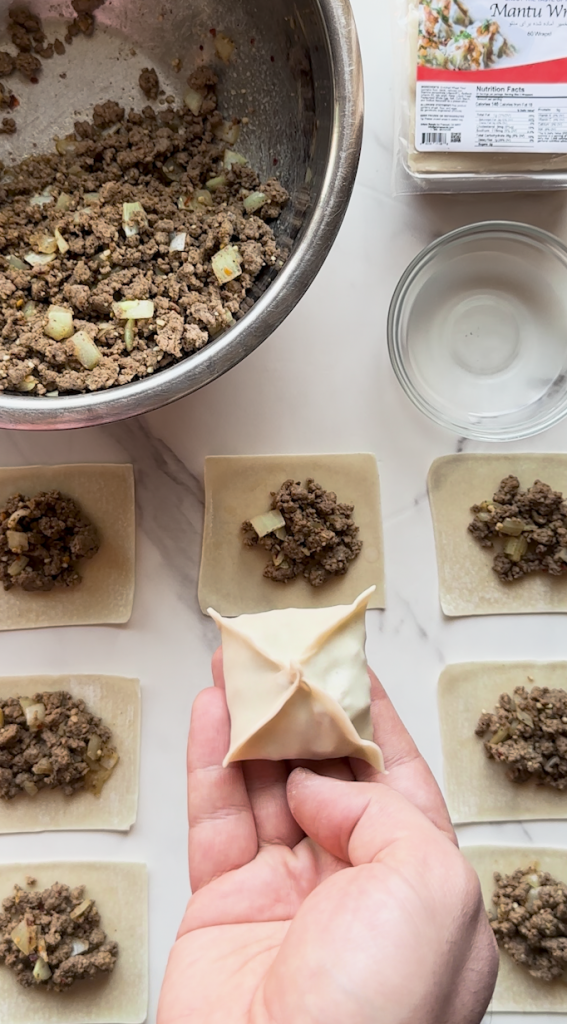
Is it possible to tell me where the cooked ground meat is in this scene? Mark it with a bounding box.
[0,881,118,990]
[490,867,567,981]
[14,51,41,78]
[0,69,289,395]
[1,116,16,134]
[9,6,46,53]
[0,4,105,135]
[0,491,100,592]
[476,686,567,789]
[242,479,362,587]
[0,690,118,801]
[139,66,159,100]
[469,476,567,582]
[0,51,15,76]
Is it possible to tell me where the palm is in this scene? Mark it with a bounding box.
[165,836,344,1023]
[158,658,498,1024]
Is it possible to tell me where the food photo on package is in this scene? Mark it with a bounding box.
[396,0,567,190]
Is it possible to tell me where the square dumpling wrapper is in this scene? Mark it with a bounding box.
[438,662,567,824]
[463,845,567,1013]
[0,464,135,630]
[199,453,385,616]
[428,454,567,617]
[209,587,383,769]
[0,675,140,835]
[0,861,148,1024]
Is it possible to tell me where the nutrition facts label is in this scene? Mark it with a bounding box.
[416,82,567,153]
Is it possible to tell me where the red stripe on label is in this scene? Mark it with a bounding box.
[417,56,567,84]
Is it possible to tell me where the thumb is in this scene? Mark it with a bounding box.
[287,768,443,866]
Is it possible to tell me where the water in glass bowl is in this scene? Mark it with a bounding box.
[390,225,567,441]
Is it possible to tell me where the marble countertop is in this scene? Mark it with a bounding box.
[2,1,567,1020]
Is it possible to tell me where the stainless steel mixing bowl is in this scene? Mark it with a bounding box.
[0,0,362,429]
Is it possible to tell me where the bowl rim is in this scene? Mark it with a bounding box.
[0,0,364,431]
[387,219,567,443]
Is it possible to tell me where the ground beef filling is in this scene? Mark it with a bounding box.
[490,867,567,981]
[476,686,567,790]
[0,690,118,801]
[0,491,99,592]
[469,476,567,582]
[242,479,362,587]
[0,68,289,395]
[0,881,118,990]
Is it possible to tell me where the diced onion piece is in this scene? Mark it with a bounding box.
[71,939,89,956]
[25,703,46,732]
[6,255,27,271]
[24,252,56,267]
[31,233,57,255]
[69,899,93,921]
[22,780,38,797]
[169,231,187,252]
[87,734,103,762]
[33,956,52,983]
[46,391,59,397]
[22,301,37,319]
[44,305,74,341]
[496,517,525,537]
[6,530,29,553]
[249,510,286,538]
[100,122,121,137]
[559,547,567,563]
[504,535,528,562]
[186,190,213,211]
[55,192,71,211]
[100,750,119,772]
[212,120,241,146]
[122,201,148,237]
[55,136,77,156]
[163,158,183,182]
[71,331,102,370]
[275,526,287,541]
[54,228,69,255]
[10,918,37,955]
[83,192,101,205]
[7,509,29,532]
[0,709,4,729]
[84,755,119,795]
[211,245,242,285]
[215,32,235,62]
[209,309,236,338]
[244,191,267,214]
[16,376,37,393]
[206,175,227,192]
[184,86,205,115]
[29,191,54,207]
[19,697,34,711]
[524,872,541,888]
[124,319,135,352]
[32,757,52,775]
[8,556,29,576]
[223,150,247,170]
[112,299,154,320]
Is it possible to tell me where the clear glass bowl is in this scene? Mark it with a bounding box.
[388,221,567,442]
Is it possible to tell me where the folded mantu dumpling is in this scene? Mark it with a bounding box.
[208,587,384,770]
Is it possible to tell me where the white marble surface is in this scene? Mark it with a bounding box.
[2,1,567,1020]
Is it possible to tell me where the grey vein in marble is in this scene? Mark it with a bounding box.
[105,417,217,643]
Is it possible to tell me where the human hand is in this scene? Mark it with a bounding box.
[158,652,498,1024]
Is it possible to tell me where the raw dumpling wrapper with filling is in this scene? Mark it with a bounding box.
[208,587,384,770]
